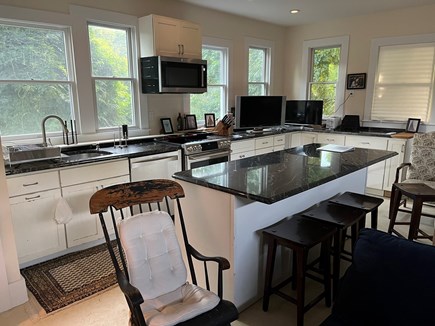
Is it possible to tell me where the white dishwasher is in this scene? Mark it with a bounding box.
[130,150,182,181]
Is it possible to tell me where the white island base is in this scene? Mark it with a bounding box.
[176,168,367,311]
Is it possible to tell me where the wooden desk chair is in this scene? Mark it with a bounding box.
[89,179,238,326]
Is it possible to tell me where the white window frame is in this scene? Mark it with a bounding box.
[245,37,273,95]
[189,37,231,123]
[301,36,349,117]
[87,22,137,130]
[365,33,435,125]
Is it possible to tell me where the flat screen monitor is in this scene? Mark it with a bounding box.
[235,95,286,129]
[285,100,323,125]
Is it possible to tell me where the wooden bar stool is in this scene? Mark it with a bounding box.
[302,202,367,299]
[262,215,336,326]
[329,191,384,229]
[388,183,435,241]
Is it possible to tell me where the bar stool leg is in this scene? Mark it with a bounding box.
[263,237,277,312]
[322,239,332,308]
[332,229,342,300]
[388,186,402,234]
[371,209,378,230]
[295,248,307,326]
[408,198,424,240]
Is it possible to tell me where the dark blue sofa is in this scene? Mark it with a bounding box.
[321,228,435,326]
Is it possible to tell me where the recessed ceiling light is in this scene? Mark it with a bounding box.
[289,9,300,14]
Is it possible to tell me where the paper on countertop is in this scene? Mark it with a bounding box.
[316,144,355,153]
[54,197,73,224]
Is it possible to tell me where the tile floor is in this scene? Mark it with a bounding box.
[1,197,433,326]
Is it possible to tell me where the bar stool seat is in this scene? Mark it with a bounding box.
[388,183,435,241]
[329,191,384,229]
[262,215,336,326]
[302,201,367,299]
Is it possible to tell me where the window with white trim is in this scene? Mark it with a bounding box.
[0,22,75,136]
[88,23,135,129]
[190,45,228,121]
[248,46,270,95]
[370,43,434,122]
[302,36,349,117]
[308,46,341,116]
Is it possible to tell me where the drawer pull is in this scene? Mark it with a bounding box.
[361,142,370,145]
[25,195,41,201]
[23,182,39,187]
[240,155,245,158]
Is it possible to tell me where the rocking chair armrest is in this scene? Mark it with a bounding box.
[187,244,230,270]
[116,270,144,307]
[395,162,411,183]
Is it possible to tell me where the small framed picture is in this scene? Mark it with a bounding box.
[160,118,173,134]
[405,118,421,133]
[347,73,366,89]
[204,113,216,128]
[185,114,197,130]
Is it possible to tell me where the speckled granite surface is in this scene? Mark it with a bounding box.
[173,143,397,204]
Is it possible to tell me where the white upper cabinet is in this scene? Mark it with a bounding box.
[139,14,202,59]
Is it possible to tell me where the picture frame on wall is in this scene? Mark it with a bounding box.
[204,113,216,128]
[160,118,173,134]
[185,114,197,130]
[405,118,421,133]
[347,73,366,89]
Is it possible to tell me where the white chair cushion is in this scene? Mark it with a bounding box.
[118,211,220,326]
[142,282,220,326]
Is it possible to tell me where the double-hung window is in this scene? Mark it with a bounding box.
[302,36,349,117]
[190,45,228,121]
[0,22,74,137]
[88,24,135,129]
[248,46,270,95]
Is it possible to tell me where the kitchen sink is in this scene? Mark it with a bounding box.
[62,149,113,160]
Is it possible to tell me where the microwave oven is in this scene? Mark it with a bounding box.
[140,56,207,94]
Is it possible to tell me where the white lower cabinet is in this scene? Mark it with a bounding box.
[231,139,255,161]
[7,171,66,264]
[384,138,407,191]
[60,160,130,248]
[345,136,389,192]
[288,132,318,147]
[316,133,346,145]
[10,189,66,264]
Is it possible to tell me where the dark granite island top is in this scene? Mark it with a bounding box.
[173,143,397,204]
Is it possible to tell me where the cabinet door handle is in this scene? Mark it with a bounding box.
[23,182,39,187]
[178,44,181,55]
[25,195,40,201]
[181,44,184,55]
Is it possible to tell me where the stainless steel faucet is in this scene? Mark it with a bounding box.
[41,115,69,147]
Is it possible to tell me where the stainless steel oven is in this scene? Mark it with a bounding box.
[185,147,230,170]
[156,132,231,170]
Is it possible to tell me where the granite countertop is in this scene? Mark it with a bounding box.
[5,139,180,176]
[229,126,406,141]
[173,143,397,204]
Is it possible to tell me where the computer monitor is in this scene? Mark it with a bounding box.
[235,95,286,129]
[285,100,323,125]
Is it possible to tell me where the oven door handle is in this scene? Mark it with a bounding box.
[187,150,231,161]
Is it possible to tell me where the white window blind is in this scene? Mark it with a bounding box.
[371,43,435,122]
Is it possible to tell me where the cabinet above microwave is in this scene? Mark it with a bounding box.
[139,14,202,59]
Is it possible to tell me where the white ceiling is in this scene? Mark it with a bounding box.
[178,0,435,27]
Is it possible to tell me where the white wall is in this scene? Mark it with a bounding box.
[285,3,435,132]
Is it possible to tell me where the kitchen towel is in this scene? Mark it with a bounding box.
[54,197,73,224]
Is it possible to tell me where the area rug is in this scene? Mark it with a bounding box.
[21,242,121,313]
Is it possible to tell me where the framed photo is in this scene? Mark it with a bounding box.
[160,118,173,134]
[347,73,366,89]
[185,114,197,130]
[405,118,421,133]
[204,113,216,128]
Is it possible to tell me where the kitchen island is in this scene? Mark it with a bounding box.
[173,143,396,310]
